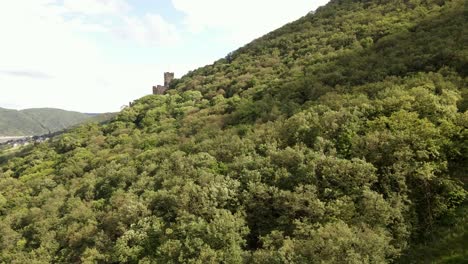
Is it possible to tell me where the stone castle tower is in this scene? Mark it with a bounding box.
[164,72,174,87]
[153,72,174,95]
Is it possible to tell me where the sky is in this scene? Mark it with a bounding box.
[0,0,330,113]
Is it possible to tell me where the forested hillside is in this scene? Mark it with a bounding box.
[0,0,466,263]
[0,107,93,136]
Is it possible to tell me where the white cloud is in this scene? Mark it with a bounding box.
[60,0,181,46]
[67,18,109,33]
[62,0,130,15]
[0,1,102,73]
[0,0,130,112]
[172,0,329,45]
[117,14,181,46]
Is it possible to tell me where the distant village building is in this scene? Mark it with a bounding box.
[1,136,35,149]
[153,72,174,95]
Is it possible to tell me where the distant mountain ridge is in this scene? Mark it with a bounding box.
[0,107,93,136]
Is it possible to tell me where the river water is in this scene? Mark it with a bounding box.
[0,136,30,143]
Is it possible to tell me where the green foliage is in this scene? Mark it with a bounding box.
[0,0,466,262]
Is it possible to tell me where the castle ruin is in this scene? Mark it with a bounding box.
[153,72,174,95]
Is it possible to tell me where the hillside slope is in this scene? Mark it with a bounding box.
[0,107,94,136]
[0,0,466,263]
[0,108,42,136]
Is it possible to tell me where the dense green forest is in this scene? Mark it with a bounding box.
[0,107,93,136]
[0,0,466,262]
